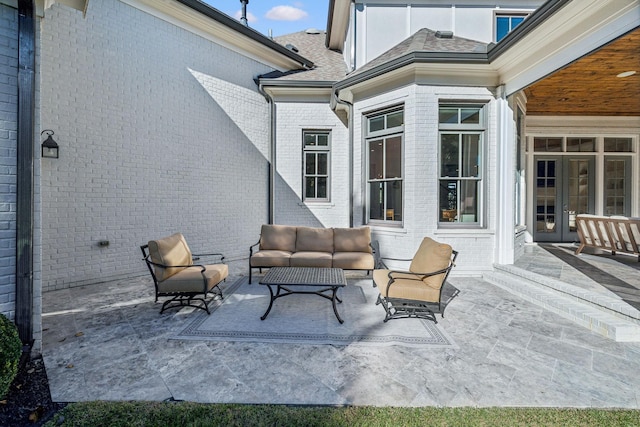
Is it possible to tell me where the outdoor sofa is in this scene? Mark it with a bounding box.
[249,225,379,283]
[575,214,640,261]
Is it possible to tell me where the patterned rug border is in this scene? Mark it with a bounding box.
[172,276,457,348]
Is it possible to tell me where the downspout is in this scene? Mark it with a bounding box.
[257,80,275,224]
[331,88,354,227]
[16,0,36,345]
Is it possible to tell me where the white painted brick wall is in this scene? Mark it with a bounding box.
[351,84,501,274]
[39,0,276,290]
[0,3,17,319]
[274,101,350,227]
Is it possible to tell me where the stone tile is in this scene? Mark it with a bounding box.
[487,340,556,377]
[82,354,171,401]
[527,334,593,369]
[40,266,640,409]
[552,360,638,408]
[591,350,640,387]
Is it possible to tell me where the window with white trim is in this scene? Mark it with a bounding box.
[366,107,404,224]
[439,105,485,226]
[303,130,330,202]
[495,13,528,42]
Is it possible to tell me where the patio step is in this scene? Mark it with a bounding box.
[483,265,640,342]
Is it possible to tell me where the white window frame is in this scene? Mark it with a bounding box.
[365,106,404,226]
[302,130,331,202]
[494,12,529,42]
[438,104,486,228]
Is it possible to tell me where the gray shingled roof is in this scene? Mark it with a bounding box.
[259,30,347,82]
[260,28,488,84]
[348,28,489,78]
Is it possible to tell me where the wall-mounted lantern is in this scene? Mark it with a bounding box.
[41,129,59,159]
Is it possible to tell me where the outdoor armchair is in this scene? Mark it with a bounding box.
[140,232,228,314]
[373,237,458,323]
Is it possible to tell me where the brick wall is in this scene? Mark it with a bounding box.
[274,101,350,228]
[39,0,275,290]
[0,3,17,318]
[352,84,500,274]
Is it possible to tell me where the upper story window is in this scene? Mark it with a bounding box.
[366,107,404,225]
[303,131,331,202]
[495,13,528,42]
[439,104,486,226]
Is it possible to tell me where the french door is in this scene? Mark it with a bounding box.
[534,156,595,242]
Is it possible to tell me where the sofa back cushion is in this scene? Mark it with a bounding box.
[260,224,297,252]
[409,237,453,289]
[148,233,193,282]
[296,226,334,253]
[333,227,372,253]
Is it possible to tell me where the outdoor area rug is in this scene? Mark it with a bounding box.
[172,276,457,348]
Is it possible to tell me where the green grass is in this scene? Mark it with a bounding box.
[44,402,640,427]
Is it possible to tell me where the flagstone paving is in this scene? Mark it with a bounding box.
[42,260,640,408]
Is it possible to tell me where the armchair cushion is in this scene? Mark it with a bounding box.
[148,233,193,282]
[409,237,453,289]
[157,264,228,294]
[296,226,334,253]
[334,227,372,253]
[260,224,297,252]
[373,269,440,302]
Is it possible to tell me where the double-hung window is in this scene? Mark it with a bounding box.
[439,105,485,226]
[366,107,404,224]
[303,131,330,201]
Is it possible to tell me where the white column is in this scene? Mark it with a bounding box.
[495,88,516,264]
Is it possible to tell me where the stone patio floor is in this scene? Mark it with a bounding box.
[41,244,640,407]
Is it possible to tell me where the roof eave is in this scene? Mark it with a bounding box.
[257,79,335,89]
[334,52,490,91]
[487,0,570,61]
[170,0,315,69]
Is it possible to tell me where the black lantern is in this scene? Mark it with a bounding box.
[41,129,59,159]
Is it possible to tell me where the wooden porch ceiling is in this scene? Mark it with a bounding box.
[523,28,640,116]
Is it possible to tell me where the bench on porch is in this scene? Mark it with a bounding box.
[575,214,640,261]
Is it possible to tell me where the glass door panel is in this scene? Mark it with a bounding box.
[566,159,590,235]
[604,157,631,216]
[535,159,560,241]
[534,156,594,242]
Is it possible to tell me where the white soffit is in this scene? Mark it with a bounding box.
[340,62,498,103]
[44,0,88,13]
[121,0,305,72]
[494,0,640,95]
[327,0,350,51]
[264,86,332,99]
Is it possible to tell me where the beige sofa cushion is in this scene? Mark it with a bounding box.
[296,227,334,253]
[290,251,333,268]
[333,227,372,253]
[332,252,374,270]
[157,263,228,294]
[409,237,453,290]
[251,250,292,267]
[373,269,440,302]
[148,233,193,282]
[260,224,297,252]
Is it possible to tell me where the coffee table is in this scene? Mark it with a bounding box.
[258,267,347,323]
